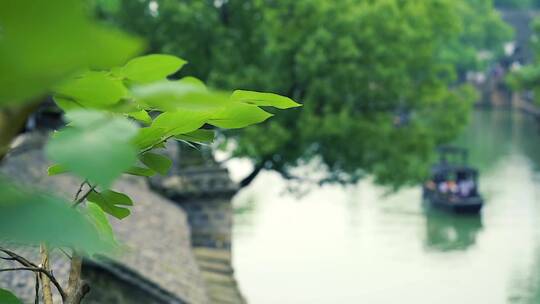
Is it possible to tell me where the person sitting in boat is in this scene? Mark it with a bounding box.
[438,181,448,193]
[438,180,458,194]
[458,178,475,197]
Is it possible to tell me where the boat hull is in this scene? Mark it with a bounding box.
[423,189,483,214]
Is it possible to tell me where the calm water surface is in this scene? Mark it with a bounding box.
[229,110,540,304]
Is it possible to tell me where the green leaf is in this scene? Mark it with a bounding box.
[102,190,134,206]
[124,166,156,177]
[87,190,132,220]
[86,202,120,249]
[54,71,128,108]
[152,110,208,136]
[46,110,139,188]
[128,109,152,125]
[64,110,110,128]
[231,90,301,109]
[120,54,186,83]
[132,127,167,149]
[175,129,215,143]
[47,164,69,176]
[0,180,111,254]
[208,103,273,129]
[0,288,22,304]
[178,76,207,89]
[0,0,142,105]
[140,153,172,175]
[53,96,84,112]
[132,81,230,111]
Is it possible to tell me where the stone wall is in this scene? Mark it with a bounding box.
[178,195,233,249]
[150,143,247,303]
[150,144,238,250]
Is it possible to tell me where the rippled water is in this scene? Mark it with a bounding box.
[230,109,540,304]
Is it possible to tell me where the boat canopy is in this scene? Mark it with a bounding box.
[431,146,478,181]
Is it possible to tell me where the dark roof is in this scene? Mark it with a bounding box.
[431,163,478,175]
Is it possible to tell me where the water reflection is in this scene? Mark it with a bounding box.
[230,109,540,304]
[424,210,483,252]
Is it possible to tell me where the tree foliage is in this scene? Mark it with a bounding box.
[494,0,540,8]
[103,0,511,187]
[508,18,540,104]
[439,0,513,77]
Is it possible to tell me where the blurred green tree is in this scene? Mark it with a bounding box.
[507,18,540,104]
[103,0,511,188]
[494,0,540,8]
[440,0,513,78]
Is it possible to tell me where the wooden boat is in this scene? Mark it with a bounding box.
[422,146,484,214]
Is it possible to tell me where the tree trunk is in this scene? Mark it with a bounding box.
[39,244,54,304]
[65,252,89,304]
[239,161,266,188]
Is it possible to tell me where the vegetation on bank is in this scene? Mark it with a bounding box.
[508,18,540,105]
[494,0,540,8]
[103,0,512,188]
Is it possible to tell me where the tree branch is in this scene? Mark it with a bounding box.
[59,248,72,260]
[65,252,90,304]
[0,256,16,261]
[139,135,174,155]
[67,179,98,303]
[0,265,66,301]
[0,248,38,268]
[73,180,88,202]
[40,244,54,304]
[34,273,40,304]
[72,184,96,207]
[0,266,41,272]
[239,160,267,188]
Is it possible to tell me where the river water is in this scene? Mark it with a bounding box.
[229,109,540,304]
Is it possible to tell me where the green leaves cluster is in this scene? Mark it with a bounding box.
[48,53,299,187]
[0,181,112,254]
[42,53,299,253]
[47,111,139,188]
[0,8,299,303]
[1,1,299,302]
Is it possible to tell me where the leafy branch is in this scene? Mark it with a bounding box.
[0,2,300,302]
